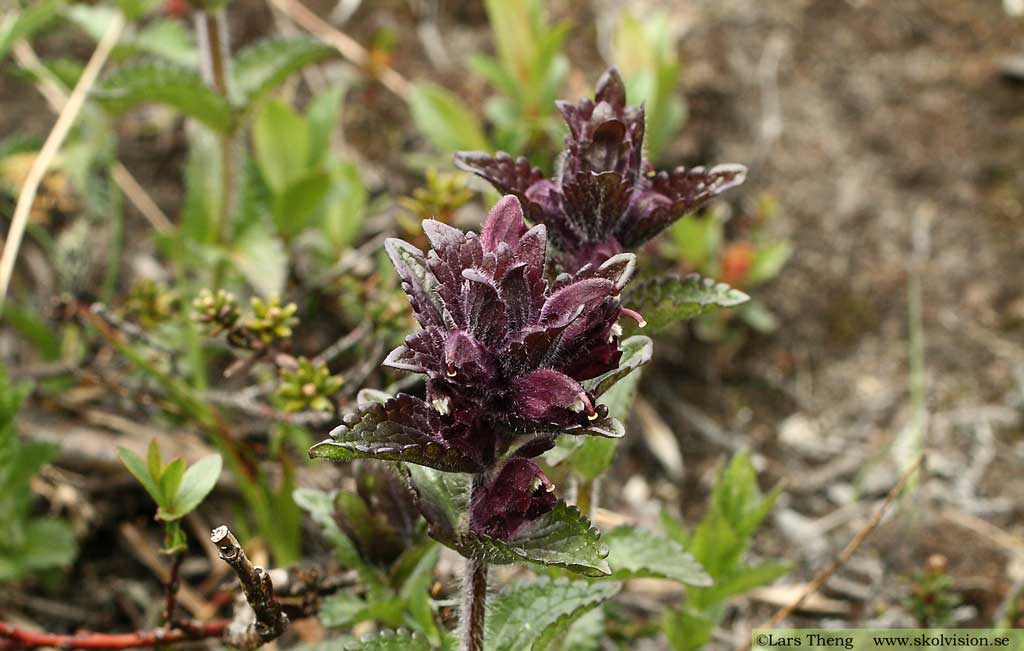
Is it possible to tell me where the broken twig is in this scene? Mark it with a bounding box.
[210,526,289,650]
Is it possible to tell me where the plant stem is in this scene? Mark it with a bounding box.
[195,7,235,288]
[163,553,184,626]
[460,475,490,651]
[459,556,489,651]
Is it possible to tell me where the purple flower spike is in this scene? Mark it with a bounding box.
[455,67,747,271]
[378,196,634,466]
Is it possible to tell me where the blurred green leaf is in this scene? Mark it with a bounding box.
[603,526,710,586]
[612,9,686,161]
[0,0,64,63]
[409,82,489,153]
[306,86,346,169]
[94,63,235,133]
[132,19,197,68]
[233,37,334,107]
[663,607,714,651]
[485,577,620,651]
[322,162,366,253]
[118,446,164,507]
[670,213,721,271]
[747,240,793,286]
[230,228,288,297]
[273,170,331,239]
[342,631,432,651]
[254,98,310,192]
[180,125,223,245]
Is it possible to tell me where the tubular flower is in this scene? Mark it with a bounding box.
[311,195,647,540]
[455,67,747,271]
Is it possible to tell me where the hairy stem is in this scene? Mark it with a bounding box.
[460,475,490,651]
[459,556,489,651]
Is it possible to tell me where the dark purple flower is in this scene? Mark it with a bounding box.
[469,458,557,540]
[379,195,636,468]
[312,195,648,545]
[455,67,747,271]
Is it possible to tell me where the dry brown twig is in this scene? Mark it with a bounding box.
[266,0,411,99]
[0,13,125,311]
[210,526,289,651]
[737,455,925,651]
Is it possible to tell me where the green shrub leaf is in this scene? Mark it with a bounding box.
[94,63,235,133]
[0,0,64,63]
[625,274,749,333]
[253,98,310,193]
[273,170,331,238]
[409,82,490,153]
[485,577,620,651]
[603,526,711,586]
[118,446,163,507]
[233,37,334,106]
[167,454,222,519]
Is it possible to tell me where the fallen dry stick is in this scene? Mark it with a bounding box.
[211,526,289,650]
[737,455,925,651]
[266,0,411,99]
[0,621,229,650]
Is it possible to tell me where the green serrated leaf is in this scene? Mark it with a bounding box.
[603,526,711,586]
[94,63,235,133]
[546,607,604,651]
[132,18,197,68]
[309,397,484,473]
[486,577,620,651]
[460,502,610,577]
[168,454,222,518]
[343,630,432,651]
[625,274,749,333]
[409,82,490,153]
[233,37,334,106]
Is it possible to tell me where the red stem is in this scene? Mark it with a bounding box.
[0,621,229,650]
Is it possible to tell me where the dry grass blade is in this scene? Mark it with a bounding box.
[0,13,126,310]
[11,35,174,235]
